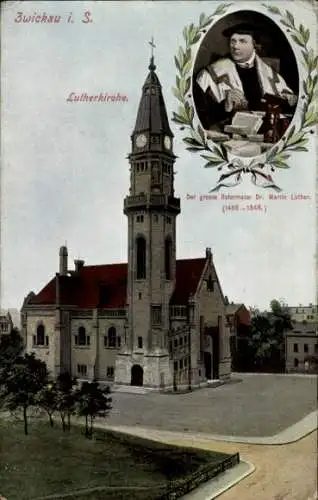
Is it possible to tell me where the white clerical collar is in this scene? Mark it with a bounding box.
[236,51,256,69]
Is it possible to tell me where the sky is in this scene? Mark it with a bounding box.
[1,0,317,311]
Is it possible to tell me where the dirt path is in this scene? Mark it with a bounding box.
[162,431,317,500]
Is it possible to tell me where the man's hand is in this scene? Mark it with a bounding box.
[225,89,248,112]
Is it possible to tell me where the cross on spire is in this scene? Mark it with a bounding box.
[148,36,156,70]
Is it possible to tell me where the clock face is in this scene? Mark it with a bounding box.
[164,136,172,150]
[136,134,147,148]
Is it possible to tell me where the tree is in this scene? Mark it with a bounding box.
[0,328,24,374]
[76,381,112,437]
[247,299,293,372]
[1,353,48,435]
[0,329,25,405]
[56,372,78,432]
[37,382,59,427]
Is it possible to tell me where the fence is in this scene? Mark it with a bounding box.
[160,453,240,499]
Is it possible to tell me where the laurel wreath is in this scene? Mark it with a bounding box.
[172,3,318,192]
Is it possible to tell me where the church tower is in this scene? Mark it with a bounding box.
[115,47,180,389]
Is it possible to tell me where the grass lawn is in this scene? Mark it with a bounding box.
[0,419,232,500]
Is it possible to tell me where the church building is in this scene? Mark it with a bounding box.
[21,54,232,391]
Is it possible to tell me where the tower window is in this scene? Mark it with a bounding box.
[77,364,87,376]
[106,366,114,379]
[166,216,172,224]
[106,326,117,348]
[151,161,161,185]
[151,305,162,325]
[153,214,158,223]
[165,237,172,280]
[35,324,45,346]
[136,236,146,279]
[137,336,143,349]
[206,275,214,292]
[136,214,144,223]
[78,326,86,346]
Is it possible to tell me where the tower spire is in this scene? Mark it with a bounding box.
[148,36,156,71]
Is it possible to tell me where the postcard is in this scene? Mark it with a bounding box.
[1,1,317,500]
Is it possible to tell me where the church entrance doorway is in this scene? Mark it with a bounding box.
[205,325,220,380]
[204,352,212,379]
[131,364,143,386]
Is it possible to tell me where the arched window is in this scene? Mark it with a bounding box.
[108,327,117,348]
[78,326,86,346]
[165,237,172,280]
[136,236,146,279]
[36,324,45,346]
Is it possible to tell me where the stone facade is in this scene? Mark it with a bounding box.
[285,323,318,373]
[0,310,13,336]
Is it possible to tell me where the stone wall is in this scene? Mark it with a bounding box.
[26,312,56,376]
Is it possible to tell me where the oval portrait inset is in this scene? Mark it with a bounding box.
[192,10,299,158]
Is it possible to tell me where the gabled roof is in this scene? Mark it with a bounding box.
[170,258,206,304]
[226,303,244,315]
[28,258,207,309]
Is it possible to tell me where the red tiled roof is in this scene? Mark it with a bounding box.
[170,258,206,304]
[226,304,251,326]
[29,259,206,309]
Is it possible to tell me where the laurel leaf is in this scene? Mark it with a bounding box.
[299,24,306,38]
[192,33,201,45]
[265,5,281,14]
[213,3,233,16]
[280,19,293,29]
[304,109,318,127]
[285,130,305,146]
[182,59,192,76]
[219,143,229,160]
[272,160,290,169]
[203,160,225,168]
[291,33,305,47]
[182,26,188,42]
[304,28,310,45]
[172,113,189,125]
[286,10,295,27]
[174,55,181,73]
[199,12,205,25]
[197,124,206,143]
[172,86,184,103]
[184,77,191,94]
[183,137,204,147]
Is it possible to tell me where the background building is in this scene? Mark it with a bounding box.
[285,322,318,373]
[0,310,13,337]
[287,304,318,323]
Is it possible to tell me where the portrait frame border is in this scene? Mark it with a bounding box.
[172,2,318,192]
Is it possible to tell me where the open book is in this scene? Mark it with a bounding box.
[224,112,264,137]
